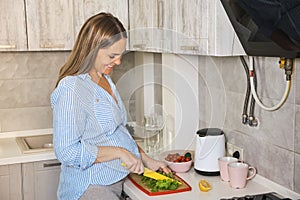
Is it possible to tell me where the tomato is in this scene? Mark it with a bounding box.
[165,152,192,163]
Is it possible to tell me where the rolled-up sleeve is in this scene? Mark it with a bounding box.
[51,80,98,170]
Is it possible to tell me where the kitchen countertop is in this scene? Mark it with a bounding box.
[0,128,56,165]
[124,170,300,200]
[0,129,300,199]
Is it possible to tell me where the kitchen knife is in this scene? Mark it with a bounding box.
[121,163,181,184]
[143,167,182,185]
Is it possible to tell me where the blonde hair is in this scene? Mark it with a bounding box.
[54,12,127,87]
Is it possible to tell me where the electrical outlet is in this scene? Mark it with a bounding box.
[226,142,235,157]
[234,145,244,161]
[226,142,244,161]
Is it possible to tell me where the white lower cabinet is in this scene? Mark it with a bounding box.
[0,164,22,200]
[22,159,61,200]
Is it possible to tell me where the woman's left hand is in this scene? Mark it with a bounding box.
[137,145,172,174]
[143,156,172,174]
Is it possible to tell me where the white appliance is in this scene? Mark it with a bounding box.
[194,128,225,176]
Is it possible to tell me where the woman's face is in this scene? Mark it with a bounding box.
[94,38,127,75]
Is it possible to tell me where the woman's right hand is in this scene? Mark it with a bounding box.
[120,148,144,175]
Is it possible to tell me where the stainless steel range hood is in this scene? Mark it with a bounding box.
[220,0,300,58]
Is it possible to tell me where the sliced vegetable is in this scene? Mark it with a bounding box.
[165,152,192,162]
[184,152,192,159]
[141,171,179,192]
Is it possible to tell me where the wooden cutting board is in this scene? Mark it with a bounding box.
[128,173,192,196]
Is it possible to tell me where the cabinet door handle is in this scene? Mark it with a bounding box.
[0,44,16,49]
[132,44,146,49]
[40,43,65,48]
[43,162,61,168]
[157,0,164,28]
[180,46,199,51]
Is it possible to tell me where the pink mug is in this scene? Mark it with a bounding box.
[228,162,256,189]
[218,156,238,181]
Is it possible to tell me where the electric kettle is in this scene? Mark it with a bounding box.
[194,128,225,176]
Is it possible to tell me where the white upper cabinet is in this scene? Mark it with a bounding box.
[0,0,243,55]
[0,1,27,51]
[25,0,75,51]
[1,0,129,52]
[129,0,244,56]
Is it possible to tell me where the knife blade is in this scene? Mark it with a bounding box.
[143,167,182,185]
[121,162,181,184]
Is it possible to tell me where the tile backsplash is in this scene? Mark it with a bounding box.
[0,51,299,194]
[0,51,135,132]
[0,52,68,131]
[198,56,300,193]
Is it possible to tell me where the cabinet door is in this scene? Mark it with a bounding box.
[176,0,209,55]
[159,0,177,53]
[0,1,27,51]
[209,0,245,56]
[83,0,128,28]
[23,159,61,200]
[0,164,22,200]
[129,0,177,52]
[175,0,244,56]
[74,0,129,48]
[129,0,161,52]
[25,0,75,51]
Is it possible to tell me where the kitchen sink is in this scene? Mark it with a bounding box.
[16,134,54,154]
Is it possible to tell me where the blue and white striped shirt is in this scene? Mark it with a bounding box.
[50,73,140,200]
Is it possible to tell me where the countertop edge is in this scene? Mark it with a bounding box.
[253,175,300,199]
[0,128,53,139]
[0,152,57,165]
[124,172,300,200]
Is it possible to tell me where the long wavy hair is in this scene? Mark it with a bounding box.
[54,12,127,88]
